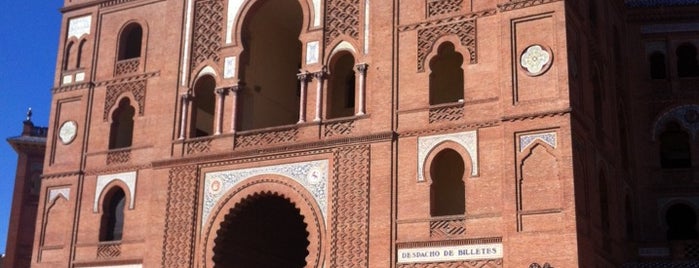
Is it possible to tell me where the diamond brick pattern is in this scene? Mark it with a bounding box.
[161,166,199,268]
[103,80,146,121]
[417,20,476,72]
[427,0,463,18]
[325,0,361,46]
[430,218,466,238]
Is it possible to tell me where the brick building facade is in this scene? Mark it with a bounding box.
[22,0,699,267]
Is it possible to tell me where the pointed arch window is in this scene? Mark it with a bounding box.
[677,43,699,78]
[190,75,216,137]
[429,42,464,105]
[118,23,143,60]
[660,122,691,169]
[666,203,698,241]
[430,149,465,216]
[63,42,74,71]
[649,51,666,79]
[109,98,135,149]
[327,52,356,119]
[77,39,87,69]
[100,187,126,242]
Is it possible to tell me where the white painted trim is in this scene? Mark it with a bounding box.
[94,171,137,212]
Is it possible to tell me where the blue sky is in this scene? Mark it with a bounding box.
[0,1,62,254]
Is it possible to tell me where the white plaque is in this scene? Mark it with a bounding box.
[306,41,319,65]
[224,56,236,78]
[62,74,73,85]
[75,72,85,82]
[68,15,92,39]
[59,121,77,144]
[397,243,503,264]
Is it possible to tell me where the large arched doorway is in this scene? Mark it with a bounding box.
[213,193,310,268]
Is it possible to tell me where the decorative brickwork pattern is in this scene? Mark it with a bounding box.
[429,104,464,123]
[497,0,561,12]
[427,0,463,18]
[324,120,355,137]
[106,150,131,165]
[191,0,223,71]
[417,20,476,72]
[325,0,361,45]
[97,242,121,258]
[103,80,146,121]
[398,259,503,268]
[161,165,199,268]
[685,242,699,259]
[114,58,140,76]
[235,128,299,148]
[330,145,370,267]
[430,218,466,239]
[185,137,212,155]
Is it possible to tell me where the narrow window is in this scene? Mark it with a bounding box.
[190,75,216,137]
[599,174,610,232]
[649,51,666,79]
[238,0,302,130]
[63,42,74,71]
[77,39,87,69]
[660,122,691,169]
[429,42,464,105]
[666,203,698,241]
[109,98,135,149]
[327,52,356,119]
[430,149,465,216]
[100,187,126,242]
[677,43,699,78]
[118,24,143,60]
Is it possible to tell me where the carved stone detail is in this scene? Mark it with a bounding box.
[427,0,463,18]
[417,19,476,72]
[97,242,121,258]
[418,130,479,181]
[330,145,370,267]
[398,259,503,268]
[103,80,146,121]
[324,120,355,137]
[106,150,131,165]
[191,0,223,71]
[430,218,466,239]
[202,160,329,229]
[94,171,137,212]
[114,58,140,76]
[429,104,464,123]
[185,138,212,155]
[235,128,299,148]
[519,132,557,152]
[161,166,199,268]
[325,0,361,45]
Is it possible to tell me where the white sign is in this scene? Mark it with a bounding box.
[397,243,503,264]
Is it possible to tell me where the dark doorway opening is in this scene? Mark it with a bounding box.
[213,193,310,268]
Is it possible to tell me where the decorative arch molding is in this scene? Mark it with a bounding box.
[103,79,147,122]
[48,187,71,204]
[202,159,329,230]
[195,65,219,80]
[329,40,358,60]
[652,105,699,140]
[93,171,137,212]
[225,0,322,44]
[416,19,477,72]
[418,130,478,181]
[519,131,557,152]
[202,175,325,268]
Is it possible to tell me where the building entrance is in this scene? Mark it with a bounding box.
[212,193,310,268]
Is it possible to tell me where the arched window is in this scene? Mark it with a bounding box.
[191,75,216,137]
[429,42,464,105]
[649,51,666,79]
[118,23,143,60]
[77,39,87,69]
[599,174,610,232]
[660,122,691,169]
[327,52,356,119]
[666,203,698,241]
[677,43,699,78]
[63,42,74,71]
[109,98,135,149]
[430,149,465,216]
[238,0,302,130]
[100,187,126,242]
